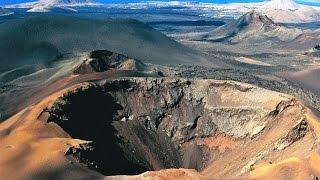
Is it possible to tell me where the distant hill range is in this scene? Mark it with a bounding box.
[6,0,320,23]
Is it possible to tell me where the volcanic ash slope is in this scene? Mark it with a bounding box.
[0,15,208,74]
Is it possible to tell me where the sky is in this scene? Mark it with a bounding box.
[0,0,319,6]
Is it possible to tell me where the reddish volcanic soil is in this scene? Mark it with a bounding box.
[1,51,320,180]
[1,76,320,180]
[279,67,320,92]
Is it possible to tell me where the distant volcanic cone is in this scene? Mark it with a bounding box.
[199,11,302,44]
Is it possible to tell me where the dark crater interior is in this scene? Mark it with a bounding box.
[47,79,212,176]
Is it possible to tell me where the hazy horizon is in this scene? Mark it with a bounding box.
[1,0,320,6]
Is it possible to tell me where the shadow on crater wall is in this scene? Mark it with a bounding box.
[48,87,150,176]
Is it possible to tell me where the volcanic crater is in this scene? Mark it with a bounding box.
[42,77,297,177]
[1,49,318,179]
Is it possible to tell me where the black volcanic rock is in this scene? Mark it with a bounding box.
[240,10,275,27]
[73,50,147,74]
[90,50,114,59]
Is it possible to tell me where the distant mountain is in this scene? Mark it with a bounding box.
[29,0,92,12]
[198,11,302,44]
[40,0,91,4]
[261,0,320,23]
[263,0,300,10]
[6,0,93,12]
[0,7,13,16]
